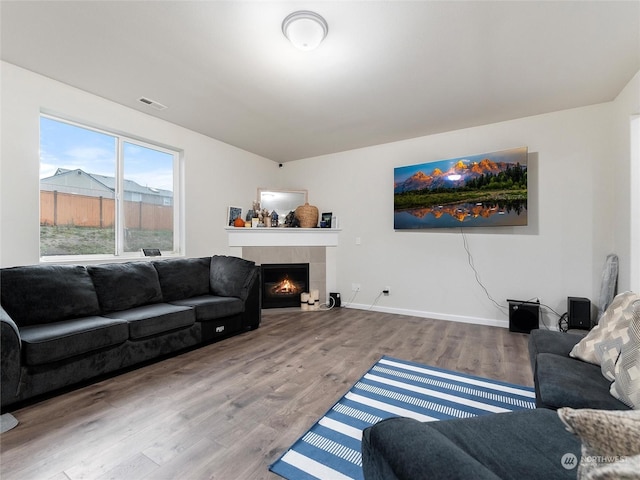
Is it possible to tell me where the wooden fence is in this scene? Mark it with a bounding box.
[40,191,173,230]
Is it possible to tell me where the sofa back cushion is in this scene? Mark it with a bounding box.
[88,262,163,313]
[153,257,211,302]
[0,265,101,326]
[210,255,257,301]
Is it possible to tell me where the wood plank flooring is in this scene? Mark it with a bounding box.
[1,309,533,480]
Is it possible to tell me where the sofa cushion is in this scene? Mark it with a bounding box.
[104,303,195,340]
[569,291,639,367]
[210,255,257,300]
[611,300,640,408]
[534,353,629,410]
[20,316,129,365]
[558,408,640,479]
[170,295,244,321]
[0,265,101,326]
[528,329,583,372]
[153,257,211,302]
[88,262,163,313]
[362,409,580,480]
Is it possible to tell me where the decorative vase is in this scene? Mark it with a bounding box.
[295,203,319,228]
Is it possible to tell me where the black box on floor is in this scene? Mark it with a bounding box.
[329,292,341,308]
[568,297,591,330]
[507,299,540,333]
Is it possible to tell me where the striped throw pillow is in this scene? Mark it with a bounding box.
[569,291,639,368]
[610,300,640,409]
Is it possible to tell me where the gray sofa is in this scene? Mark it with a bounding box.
[528,329,629,411]
[361,329,630,479]
[362,408,581,480]
[0,255,260,409]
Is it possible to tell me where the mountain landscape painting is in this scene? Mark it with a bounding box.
[394,147,528,229]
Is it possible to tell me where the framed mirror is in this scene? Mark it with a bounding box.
[258,188,307,217]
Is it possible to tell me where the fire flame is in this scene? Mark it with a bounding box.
[270,276,301,295]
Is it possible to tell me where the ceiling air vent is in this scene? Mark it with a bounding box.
[137,97,168,111]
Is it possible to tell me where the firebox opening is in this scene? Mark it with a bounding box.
[261,263,310,309]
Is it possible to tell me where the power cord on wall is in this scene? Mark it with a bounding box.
[369,291,384,310]
[460,228,567,329]
[342,289,359,308]
[460,228,508,315]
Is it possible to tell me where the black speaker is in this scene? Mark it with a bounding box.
[508,299,540,333]
[329,292,341,308]
[568,297,591,330]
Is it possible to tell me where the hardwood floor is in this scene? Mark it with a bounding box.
[1,309,533,480]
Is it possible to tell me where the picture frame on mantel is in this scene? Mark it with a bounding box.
[227,206,242,226]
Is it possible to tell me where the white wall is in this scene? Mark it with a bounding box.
[280,101,625,328]
[0,62,277,267]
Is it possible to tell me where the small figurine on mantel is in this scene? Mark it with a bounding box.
[259,208,270,227]
[270,210,279,227]
[284,210,299,227]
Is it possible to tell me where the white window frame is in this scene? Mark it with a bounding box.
[40,113,184,261]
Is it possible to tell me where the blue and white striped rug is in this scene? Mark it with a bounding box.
[269,356,535,480]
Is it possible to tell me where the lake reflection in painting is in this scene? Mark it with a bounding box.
[394,200,527,229]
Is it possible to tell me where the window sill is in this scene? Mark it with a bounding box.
[39,252,185,265]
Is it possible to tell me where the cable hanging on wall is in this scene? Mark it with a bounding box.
[460,228,508,315]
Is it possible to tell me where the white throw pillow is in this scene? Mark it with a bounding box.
[557,407,640,480]
[569,291,639,369]
[611,300,640,409]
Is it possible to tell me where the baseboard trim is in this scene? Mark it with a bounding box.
[344,303,510,329]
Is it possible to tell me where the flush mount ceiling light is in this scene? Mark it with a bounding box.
[282,11,328,51]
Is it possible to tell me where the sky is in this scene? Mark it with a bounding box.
[394,146,528,184]
[39,116,175,191]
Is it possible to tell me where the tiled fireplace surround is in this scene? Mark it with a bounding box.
[243,247,326,303]
[226,228,339,306]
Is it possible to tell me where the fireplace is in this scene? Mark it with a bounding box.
[261,263,309,309]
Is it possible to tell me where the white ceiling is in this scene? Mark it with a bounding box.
[1,1,639,162]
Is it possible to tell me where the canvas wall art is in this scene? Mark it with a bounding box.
[394,147,528,229]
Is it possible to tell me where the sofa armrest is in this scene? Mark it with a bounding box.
[362,417,500,480]
[1,306,22,408]
[242,267,261,330]
[210,255,257,301]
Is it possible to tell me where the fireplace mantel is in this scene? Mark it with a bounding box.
[225,227,340,247]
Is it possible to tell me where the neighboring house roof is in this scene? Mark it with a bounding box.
[43,168,172,198]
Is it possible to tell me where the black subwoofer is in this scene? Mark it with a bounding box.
[568,297,591,330]
[508,299,540,333]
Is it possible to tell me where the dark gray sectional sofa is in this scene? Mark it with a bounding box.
[0,255,260,409]
[362,329,631,479]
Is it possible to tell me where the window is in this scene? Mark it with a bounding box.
[39,115,181,257]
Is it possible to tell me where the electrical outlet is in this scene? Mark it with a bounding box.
[352,283,361,292]
[383,286,391,296]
